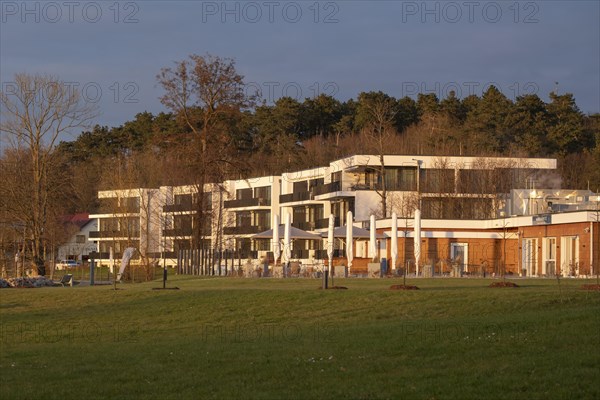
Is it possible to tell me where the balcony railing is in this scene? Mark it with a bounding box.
[223,225,267,235]
[279,191,311,204]
[312,181,341,196]
[292,221,316,231]
[90,231,140,238]
[163,228,193,237]
[315,217,340,229]
[163,203,195,212]
[314,249,345,259]
[350,183,382,191]
[224,197,271,209]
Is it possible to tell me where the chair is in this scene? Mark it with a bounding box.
[59,274,73,287]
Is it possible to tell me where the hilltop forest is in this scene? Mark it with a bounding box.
[57,86,599,215]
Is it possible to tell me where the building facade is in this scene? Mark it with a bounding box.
[88,154,599,277]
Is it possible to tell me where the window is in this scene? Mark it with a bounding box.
[254,186,271,201]
[331,200,355,225]
[236,188,253,200]
[76,235,86,244]
[331,171,342,183]
[293,181,308,193]
[422,169,454,193]
[309,178,324,190]
[124,197,140,210]
[175,194,192,206]
[307,205,324,223]
[254,211,271,230]
[385,167,417,191]
[174,215,192,230]
[100,218,118,232]
[236,211,251,227]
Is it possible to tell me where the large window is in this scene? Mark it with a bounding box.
[254,210,271,230]
[100,218,118,232]
[175,194,192,206]
[331,200,355,225]
[124,197,140,211]
[385,167,417,191]
[331,171,342,183]
[254,186,271,201]
[236,211,251,227]
[421,169,455,193]
[236,188,253,200]
[309,178,324,191]
[293,181,308,193]
[174,215,192,230]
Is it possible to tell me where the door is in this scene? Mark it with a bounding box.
[450,243,468,273]
[522,238,538,276]
[542,237,556,276]
[560,236,579,276]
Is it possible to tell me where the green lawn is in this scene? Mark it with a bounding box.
[1,277,599,400]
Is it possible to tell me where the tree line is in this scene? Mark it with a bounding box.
[57,63,599,219]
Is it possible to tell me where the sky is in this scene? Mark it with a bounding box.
[1,0,599,141]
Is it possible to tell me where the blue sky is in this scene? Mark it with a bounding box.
[1,1,599,139]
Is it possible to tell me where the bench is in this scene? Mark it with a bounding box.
[59,274,73,287]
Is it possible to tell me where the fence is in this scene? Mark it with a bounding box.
[177,248,252,276]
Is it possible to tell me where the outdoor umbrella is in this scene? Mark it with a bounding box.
[414,209,421,276]
[118,247,136,280]
[391,212,398,273]
[369,214,377,261]
[272,214,280,265]
[326,214,335,287]
[346,211,353,270]
[283,212,292,265]
[109,246,114,274]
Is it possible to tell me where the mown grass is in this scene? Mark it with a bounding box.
[1,277,599,399]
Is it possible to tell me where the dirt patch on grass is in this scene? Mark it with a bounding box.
[489,281,519,288]
[390,284,420,290]
[318,286,348,290]
[581,284,600,291]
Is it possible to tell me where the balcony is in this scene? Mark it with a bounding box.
[224,197,271,208]
[312,181,341,196]
[223,225,267,235]
[315,217,340,229]
[315,249,345,259]
[90,231,139,239]
[163,228,193,237]
[163,203,195,213]
[350,183,381,191]
[279,191,311,204]
[292,221,317,231]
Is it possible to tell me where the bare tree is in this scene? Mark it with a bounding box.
[157,54,255,251]
[1,74,97,275]
[359,95,399,218]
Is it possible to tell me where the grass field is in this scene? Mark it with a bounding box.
[1,276,599,399]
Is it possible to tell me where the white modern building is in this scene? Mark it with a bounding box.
[86,154,598,277]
